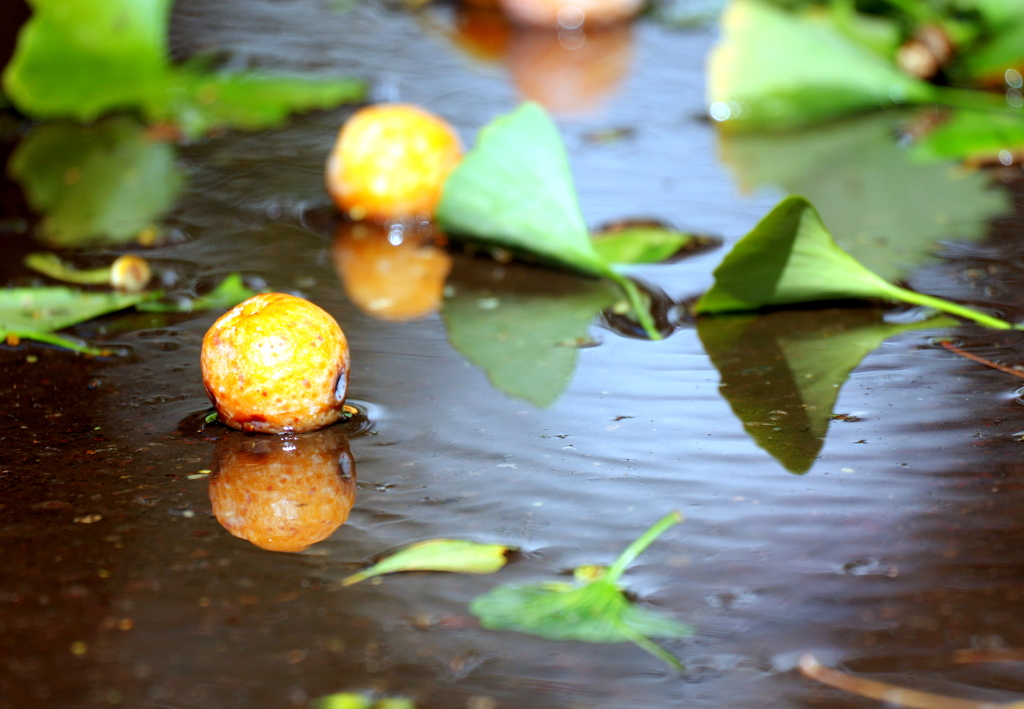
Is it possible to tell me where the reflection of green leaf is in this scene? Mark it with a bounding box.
[911,110,1024,163]
[694,196,1014,329]
[442,271,619,408]
[137,273,257,313]
[591,224,703,265]
[0,287,159,354]
[9,116,184,247]
[718,112,1009,281]
[471,511,690,671]
[707,0,937,132]
[316,693,415,709]
[436,103,658,338]
[342,539,513,586]
[698,309,955,473]
[1,0,364,138]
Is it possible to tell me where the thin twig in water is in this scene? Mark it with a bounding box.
[798,654,1019,709]
[939,340,1024,380]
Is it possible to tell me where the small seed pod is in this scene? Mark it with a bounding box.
[109,255,152,292]
[201,293,350,434]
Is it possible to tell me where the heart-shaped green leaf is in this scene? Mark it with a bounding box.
[698,309,956,473]
[342,539,513,586]
[471,512,689,671]
[694,195,1014,329]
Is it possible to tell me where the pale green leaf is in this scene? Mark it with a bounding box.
[718,111,1008,281]
[9,116,184,247]
[342,539,513,586]
[707,0,937,132]
[698,309,956,473]
[25,253,111,285]
[470,512,688,670]
[694,195,1014,329]
[316,694,415,709]
[910,109,1024,163]
[442,272,619,408]
[590,223,706,265]
[437,102,608,277]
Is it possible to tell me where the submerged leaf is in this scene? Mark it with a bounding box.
[717,111,1008,281]
[707,0,937,132]
[0,287,159,354]
[442,268,619,408]
[9,116,184,247]
[694,196,1014,329]
[342,539,513,586]
[137,273,257,312]
[698,309,956,473]
[590,223,706,265]
[471,511,689,670]
[437,102,607,277]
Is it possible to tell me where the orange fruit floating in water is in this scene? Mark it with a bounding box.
[332,222,452,322]
[325,103,463,223]
[208,429,356,552]
[201,292,350,434]
[498,0,643,28]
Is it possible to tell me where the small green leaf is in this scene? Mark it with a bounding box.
[25,253,111,285]
[910,109,1024,164]
[138,273,256,312]
[0,287,159,354]
[442,273,619,408]
[698,309,956,473]
[590,223,705,265]
[342,539,513,586]
[438,102,607,277]
[9,116,184,247]
[694,196,1014,329]
[471,512,689,671]
[707,0,937,132]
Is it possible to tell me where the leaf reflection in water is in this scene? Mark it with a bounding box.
[697,308,955,474]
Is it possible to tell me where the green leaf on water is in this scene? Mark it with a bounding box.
[590,222,707,265]
[0,287,159,354]
[471,511,690,671]
[9,116,184,247]
[24,253,112,285]
[442,269,620,408]
[693,195,1015,329]
[910,109,1024,164]
[342,539,513,586]
[707,0,937,132]
[437,102,659,338]
[1,0,364,138]
[137,273,256,313]
[717,111,1009,282]
[698,308,956,474]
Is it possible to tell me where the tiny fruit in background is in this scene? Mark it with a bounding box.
[498,0,643,28]
[325,103,463,222]
[201,292,350,434]
[109,254,152,292]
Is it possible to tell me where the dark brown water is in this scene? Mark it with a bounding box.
[6,1,1024,708]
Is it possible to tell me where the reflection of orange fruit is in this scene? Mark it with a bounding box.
[508,26,634,116]
[451,6,512,63]
[332,223,452,321]
[325,104,463,223]
[201,293,350,434]
[209,429,356,552]
[498,0,643,27]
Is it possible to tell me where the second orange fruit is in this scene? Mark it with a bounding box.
[325,104,463,223]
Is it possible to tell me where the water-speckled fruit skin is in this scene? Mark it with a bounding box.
[332,222,452,321]
[209,430,356,552]
[201,293,350,434]
[325,103,462,222]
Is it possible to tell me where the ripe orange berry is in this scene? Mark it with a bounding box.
[209,429,356,552]
[201,293,350,434]
[332,222,452,321]
[325,104,463,223]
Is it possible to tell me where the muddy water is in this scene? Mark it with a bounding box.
[6,1,1024,708]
